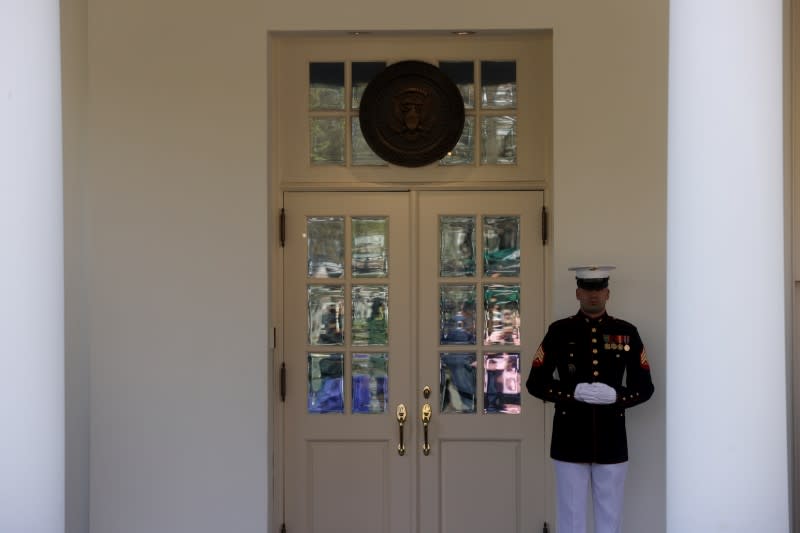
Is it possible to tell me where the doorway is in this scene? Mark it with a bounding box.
[281,189,546,532]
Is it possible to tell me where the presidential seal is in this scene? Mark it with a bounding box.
[359,60,465,167]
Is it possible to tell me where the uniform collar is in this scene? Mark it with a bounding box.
[576,310,609,324]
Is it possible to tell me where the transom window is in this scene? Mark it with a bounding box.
[308,60,518,167]
[270,32,552,185]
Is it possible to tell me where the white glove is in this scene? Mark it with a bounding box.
[574,382,617,405]
[574,383,593,402]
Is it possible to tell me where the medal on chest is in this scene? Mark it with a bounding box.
[603,334,631,351]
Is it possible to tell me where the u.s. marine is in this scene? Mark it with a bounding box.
[526,265,654,533]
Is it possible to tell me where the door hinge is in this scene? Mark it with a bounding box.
[541,205,548,245]
[543,521,550,533]
[280,362,287,402]
[280,523,286,533]
[280,208,286,248]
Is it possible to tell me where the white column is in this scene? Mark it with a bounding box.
[0,2,65,533]
[667,1,788,532]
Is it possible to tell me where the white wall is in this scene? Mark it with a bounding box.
[82,0,269,531]
[63,0,668,532]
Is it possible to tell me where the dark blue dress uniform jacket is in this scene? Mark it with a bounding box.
[526,311,654,464]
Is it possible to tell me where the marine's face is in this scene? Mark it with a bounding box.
[576,287,609,317]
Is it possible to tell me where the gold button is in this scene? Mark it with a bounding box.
[558,391,562,396]
[616,354,621,358]
[622,396,627,401]
[569,353,574,357]
[593,371,599,377]
[592,338,598,343]
[567,394,572,398]
[549,389,553,393]
[592,349,598,354]
[562,411,567,415]
[592,360,599,365]
[591,328,597,333]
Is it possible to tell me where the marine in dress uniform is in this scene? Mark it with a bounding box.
[526,266,654,533]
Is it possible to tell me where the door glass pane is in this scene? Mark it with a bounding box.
[439,61,475,109]
[308,285,345,345]
[307,216,344,278]
[480,60,516,109]
[484,352,521,414]
[440,284,477,345]
[484,284,520,346]
[310,118,345,165]
[352,216,388,277]
[440,215,476,277]
[440,352,477,414]
[352,353,389,414]
[483,215,520,277]
[309,62,345,111]
[308,352,344,413]
[352,285,388,345]
[480,115,516,165]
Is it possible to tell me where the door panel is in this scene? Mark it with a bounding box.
[417,191,546,533]
[283,190,545,533]
[284,192,414,533]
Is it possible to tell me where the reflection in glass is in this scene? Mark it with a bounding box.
[352,118,387,166]
[309,62,345,111]
[352,216,388,277]
[308,352,344,413]
[481,115,516,165]
[439,61,475,109]
[480,61,516,109]
[440,216,476,277]
[352,62,386,109]
[352,285,389,345]
[440,285,477,345]
[483,216,521,277]
[308,285,345,345]
[352,353,388,414]
[307,216,344,278]
[439,117,475,166]
[440,352,476,414]
[484,353,521,414]
[484,284,520,346]
[310,118,345,165]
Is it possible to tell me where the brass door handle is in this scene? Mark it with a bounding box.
[396,404,407,456]
[421,403,432,456]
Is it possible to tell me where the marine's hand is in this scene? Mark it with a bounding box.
[574,382,592,402]
[574,382,617,405]
[588,382,617,404]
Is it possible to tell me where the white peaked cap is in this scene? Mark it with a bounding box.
[567,265,616,280]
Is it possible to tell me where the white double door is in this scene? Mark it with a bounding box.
[282,190,547,533]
